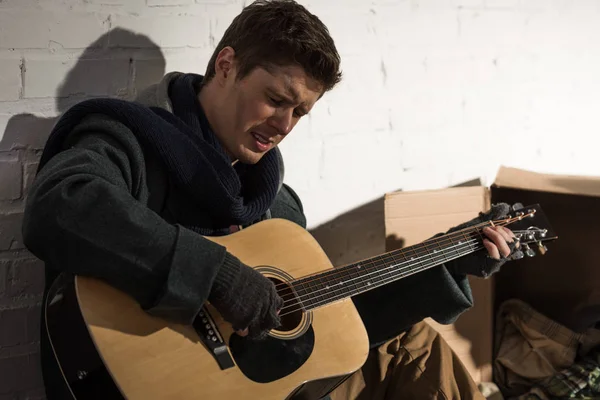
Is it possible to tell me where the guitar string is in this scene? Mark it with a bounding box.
[277,240,491,318]
[272,217,517,292]
[277,237,481,305]
[275,219,513,305]
[277,220,533,314]
[277,227,535,311]
[275,218,518,304]
[277,237,484,315]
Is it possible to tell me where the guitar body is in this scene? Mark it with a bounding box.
[68,218,369,399]
[44,204,556,399]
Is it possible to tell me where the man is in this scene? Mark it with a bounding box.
[23,0,521,399]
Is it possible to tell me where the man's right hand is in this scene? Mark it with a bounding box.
[208,253,283,339]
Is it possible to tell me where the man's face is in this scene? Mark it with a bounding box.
[212,53,323,164]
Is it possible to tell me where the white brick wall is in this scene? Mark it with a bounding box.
[0,59,22,101]
[24,58,131,98]
[1,0,600,396]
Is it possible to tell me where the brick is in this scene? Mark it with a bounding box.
[148,0,194,5]
[163,48,213,75]
[0,353,43,393]
[0,59,21,101]
[107,26,162,49]
[0,11,108,49]
[0,114,55,152]
[0,306,40,347]
[9,259,45,298]
[0,213,24,251]
[23,162,39,198]
[0,260,7,298]
[111,14,210,48]
[0,159,22,201]
[24,58,130,99]
[87,0,128,4]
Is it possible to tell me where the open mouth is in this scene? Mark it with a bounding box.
[251,131,272,151]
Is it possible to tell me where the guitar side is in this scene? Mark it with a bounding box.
[74,218,370,400]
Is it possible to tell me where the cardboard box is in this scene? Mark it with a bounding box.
[383,166,600,383]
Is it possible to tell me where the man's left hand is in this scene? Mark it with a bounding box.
[482,225,517,260]
[445,203,524,278]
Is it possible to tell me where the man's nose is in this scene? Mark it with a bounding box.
[268,108,293,136]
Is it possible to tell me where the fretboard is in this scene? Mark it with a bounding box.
[291,225,487,310]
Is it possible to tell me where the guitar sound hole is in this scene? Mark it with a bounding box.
[270,278,303,333]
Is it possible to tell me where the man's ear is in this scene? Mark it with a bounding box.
[214,46,237,83]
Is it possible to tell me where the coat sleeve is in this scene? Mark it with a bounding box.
[23,115,228,325]
[351,266,473,346]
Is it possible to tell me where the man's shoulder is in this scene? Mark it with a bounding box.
[269,183,307,229]
[67,110,144,153]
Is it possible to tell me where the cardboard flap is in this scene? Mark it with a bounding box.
[493,166,600,197]
[385,186,490,246]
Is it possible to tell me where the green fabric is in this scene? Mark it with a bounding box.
[517,346,600,400]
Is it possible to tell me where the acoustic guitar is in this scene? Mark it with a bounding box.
[44,204,556,399]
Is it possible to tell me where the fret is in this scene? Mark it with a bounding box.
[386,250,404,283]
[417,242,432,271]
[406,244,424,275]
[332,265,356,299]
[328,257,385,302]
[301,224,495,310]
[428,237,451,264]
[320,270,337,301]
[382,252,400,285]
[449,232,465,260]
[397,248,410,267]
[368,255,384,286]
[422,241,438,267]
[348,263,366,294]
[461,231,476,254]
[325,268,351,305]
[473,225,487,247]
[392,247,411,279]
[292,279,312,309]
[310,274,328,308]
[317,268,353,306]
[356,260,372,289]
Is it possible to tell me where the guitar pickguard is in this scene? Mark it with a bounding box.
[229,326,315,383]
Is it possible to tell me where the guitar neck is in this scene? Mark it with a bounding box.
[291,224,489,310]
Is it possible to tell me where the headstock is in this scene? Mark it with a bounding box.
[493,203,558,257]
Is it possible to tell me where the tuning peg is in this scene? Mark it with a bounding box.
[522,243,536,257]
[537,241,548,255]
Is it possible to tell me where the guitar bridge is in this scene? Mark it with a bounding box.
[193,306,235,370]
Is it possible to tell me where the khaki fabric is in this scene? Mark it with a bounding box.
[494,299,600,398]
[329,321,485,400]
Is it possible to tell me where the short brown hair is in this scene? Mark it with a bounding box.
[204,0,342,93]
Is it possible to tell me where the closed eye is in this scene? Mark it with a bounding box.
[268,94,307,118]
[269,97,284,107]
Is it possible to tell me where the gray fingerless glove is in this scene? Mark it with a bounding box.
[444,203,524,278]
[208,253,283,339]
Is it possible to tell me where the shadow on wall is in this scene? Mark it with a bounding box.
[0,28,166,396]
[309,196,387,268]
[1,28,166,155]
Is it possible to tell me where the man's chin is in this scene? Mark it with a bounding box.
[235,147,265,165]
